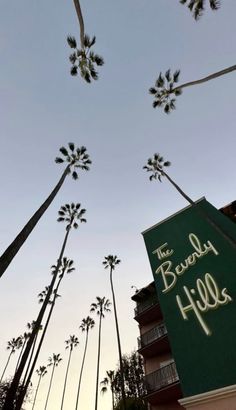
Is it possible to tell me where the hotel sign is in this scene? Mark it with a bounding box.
[143,199,236,397]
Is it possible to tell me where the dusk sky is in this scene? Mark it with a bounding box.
[0,1,236,409]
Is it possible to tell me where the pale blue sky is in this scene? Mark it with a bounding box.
[0,1,236,409]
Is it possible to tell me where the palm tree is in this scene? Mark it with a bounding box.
[4,203,86,410]
[61,335,79,410]
[0,337,22,383]
[0,143,91,279]
[90,297,111,410]
[100,370,115,410]
[75,316,95,410]
[103,256,126,410]
[21,321,43,388]
[143,153,236,248]
[67,0,104,82]
[180,0,220,20]
[21,259,75,404]
[149,64,236,113]
[44,354,62,410]
[32,365,47,410]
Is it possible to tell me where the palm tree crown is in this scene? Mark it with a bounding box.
[7,337,23,354]
[48,353,62,368]
[180,0,220,20]
[38,286,54,305]
[51,257,75,280]
[103,255,121,270]
[27,321,43,334]
[80,316,95,333]
[143,154,171,182]
[100,370,115,394]
[57,203,86,230]
[90,297,111,318]
[38,258,75,304]
[36,365,47,378]
[67,35,104,83]
[55,143,91,180]
[65,335,79,351]
[149,69,181,113]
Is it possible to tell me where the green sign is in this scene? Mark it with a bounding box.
[143,198,236,397]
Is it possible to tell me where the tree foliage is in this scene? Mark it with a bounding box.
[67,34,104,83]
[0,379,30,409]
[180,0,220,20]
[143,153,171,182]
[149,69,181,113]
[55,143,92,180]
[103,351,147,409]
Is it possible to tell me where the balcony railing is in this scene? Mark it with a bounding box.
[144,362,179,393]
[134,295,158,316]
[138,323,167,349]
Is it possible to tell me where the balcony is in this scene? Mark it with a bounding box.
[134,295,162,325]
[138,323,170,357]
[144,362,182,405]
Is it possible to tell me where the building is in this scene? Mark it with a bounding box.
[132,282,183,410]
[132,200,236,410]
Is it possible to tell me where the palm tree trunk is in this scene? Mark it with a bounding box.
[161,170,195,205]
[73,0,85,48]
[3,225,72,410]
[111,385,115,410]
[0,164,70,279]
[21,275,64,403]
[15,340,26,374]
[44,365,55,410]
[162,169,236,248]
[32,374,42,410]
[0,351,13,383]
[60,348,73,410]
[94,314,102,410]
[172,64,236,94]
[22,333,38,387]
[110,268,126,410]
[75,330,89,410]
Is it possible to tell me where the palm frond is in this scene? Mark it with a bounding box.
[55,157,64,163]
[67,36,77,48]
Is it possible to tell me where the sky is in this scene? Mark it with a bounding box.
[0,0,236,409]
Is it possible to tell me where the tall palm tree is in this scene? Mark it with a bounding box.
[103,255,126,410]
[32,365,47,410]
[100,370,115,410]
[90,297,111,410]
[180,0,220,20]
[61,335,79,410]
[143,153,236,248]
[4,203,86,410]
[149,64,236,113]
[67,1,104,82]
[21,259,75,402]
[0,337,22,383]
[0,143,91,279]
[44,354,62,410]
[75,316,95,410]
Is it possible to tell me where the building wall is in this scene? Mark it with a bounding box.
[140,318,163,335]
[144,352,173,374]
